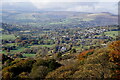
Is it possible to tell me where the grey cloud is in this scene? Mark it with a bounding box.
[32,2,117,14]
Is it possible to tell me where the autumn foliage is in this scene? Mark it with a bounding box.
[108,40,120,79]
[77,49,94,60]
[2,40,120,79]
[108,40,120,61]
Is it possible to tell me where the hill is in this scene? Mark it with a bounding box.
[2,11,118,29]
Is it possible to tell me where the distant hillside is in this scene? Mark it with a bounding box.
[2,10,118,29]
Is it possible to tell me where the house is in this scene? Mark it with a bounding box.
[61,47,66,52]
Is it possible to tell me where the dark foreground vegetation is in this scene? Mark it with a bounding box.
[1,40,120,79]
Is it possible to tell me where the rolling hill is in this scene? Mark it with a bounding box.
[1,2,118,29]
[2,11,118,29]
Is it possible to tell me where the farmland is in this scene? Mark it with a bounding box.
[1,34,16,40]
[1,23,119,59]
[104,31,119,38]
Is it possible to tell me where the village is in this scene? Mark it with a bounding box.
[1,23,119,59]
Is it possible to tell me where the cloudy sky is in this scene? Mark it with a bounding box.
[2,0,119,14]
[2,0,120,2]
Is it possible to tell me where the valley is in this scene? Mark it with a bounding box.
[1,2,120,79]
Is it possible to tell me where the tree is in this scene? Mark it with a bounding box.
[2,59,35,80]
[33,59,61,72]
[30,66,49,79]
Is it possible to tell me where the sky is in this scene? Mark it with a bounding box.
[1,0,119,14]
[2,0,120,2]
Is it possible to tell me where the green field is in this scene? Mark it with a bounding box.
[73,46,82,51]
[23,54,36,57]
[1,47,26,54]
[0,28,3,31]
[1,51,6,54]
[30,44,54,48]
[1,34,16,40]
[4,43,16,46]
[10,47,26,53]
[94,31,119,38]
[1,44,54,56]
[104,31,119,38]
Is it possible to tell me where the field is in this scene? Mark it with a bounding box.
[94,31,119,38]
[1,47,26,54]
[4,43,16,46]
[73,45,90,52]
[0,28,3,31]
[104,31,119,38]
[23,54,36,57]
[1,44,54,57]
[1,34,16,40]
[30,44,54,48]
[10,47,26,53]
